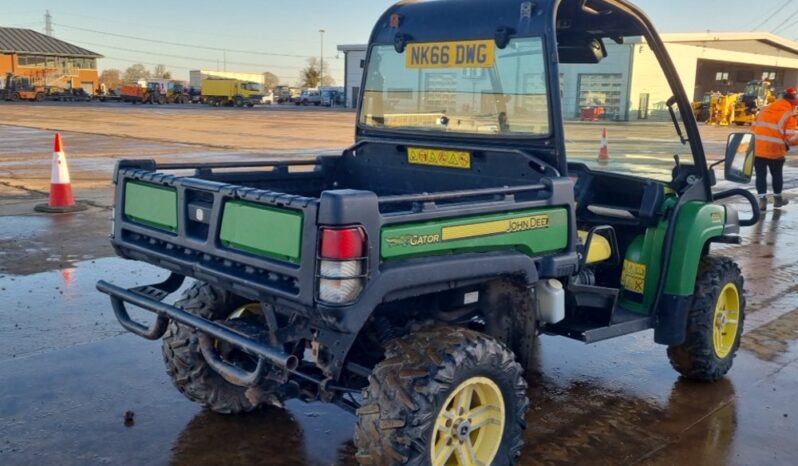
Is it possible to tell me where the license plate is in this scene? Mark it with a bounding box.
[407,147,471,169]
[406,39,495,69]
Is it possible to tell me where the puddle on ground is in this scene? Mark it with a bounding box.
[742,307,798,362]
[0,212,114,275]
[0,257,167,361]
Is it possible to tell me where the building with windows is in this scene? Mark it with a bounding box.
[339,32,798,119]
[0,27,102,93]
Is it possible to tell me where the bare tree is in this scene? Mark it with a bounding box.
[300,58,320,88]
[152,64,171,79]
[123,64,150,83]
[300,57,335,88]
[100,69,121,89]
[262,72,279,90]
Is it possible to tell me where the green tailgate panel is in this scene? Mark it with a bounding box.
[124,181,178,231]
[220,201,303,262]
[381,208,569,260]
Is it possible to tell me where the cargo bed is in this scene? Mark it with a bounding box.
[112,142,566,310]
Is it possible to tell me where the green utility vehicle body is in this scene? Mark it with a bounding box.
[98,1,760,462]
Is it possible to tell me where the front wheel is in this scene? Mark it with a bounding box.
[667,256,745,382]
[354,327,528,466]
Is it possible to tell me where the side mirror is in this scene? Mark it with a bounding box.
[725,133,755,184]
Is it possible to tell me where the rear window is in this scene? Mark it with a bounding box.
[360,37,550,137]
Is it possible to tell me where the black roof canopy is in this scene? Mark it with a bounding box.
[370,0,649,45]
[0,27,102,58]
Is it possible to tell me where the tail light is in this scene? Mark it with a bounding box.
[318,226,367,304]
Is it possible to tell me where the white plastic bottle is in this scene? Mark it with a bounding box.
[536,279,565,324]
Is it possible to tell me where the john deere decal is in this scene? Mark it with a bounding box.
[384,214,551,248]
[380,208,568,260]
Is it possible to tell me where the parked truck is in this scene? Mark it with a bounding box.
[201,78,262,107]
[98,1,761,464]
[121,82,165,105]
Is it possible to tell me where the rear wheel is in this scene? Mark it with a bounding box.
[35,92,44,102]
[354,326,528,466]
[162,281,285,414]
[667,256,745,382]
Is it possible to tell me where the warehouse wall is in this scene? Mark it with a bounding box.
[342,49,366,108]
[0,54,13,79]
[559,42,633,120]
[627,42,696,121]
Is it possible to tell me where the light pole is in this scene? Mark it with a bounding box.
[319,29,326,88]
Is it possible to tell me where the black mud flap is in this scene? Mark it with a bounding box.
[96,275,298,386]
[654,293,692,345]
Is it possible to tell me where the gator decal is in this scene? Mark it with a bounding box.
[381,208,568,260]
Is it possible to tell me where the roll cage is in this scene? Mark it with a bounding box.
[357,0,712,201]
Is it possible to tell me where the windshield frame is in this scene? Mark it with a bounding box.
[355,34,553,143]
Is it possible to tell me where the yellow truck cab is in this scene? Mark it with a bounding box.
[201,78,263,107]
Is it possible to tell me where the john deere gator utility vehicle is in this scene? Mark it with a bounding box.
[98,0,761,464]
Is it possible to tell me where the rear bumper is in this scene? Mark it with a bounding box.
[96,275,298,385]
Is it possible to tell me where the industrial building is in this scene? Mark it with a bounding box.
[0,27,102,93]
[338,32,798,118]
[189,70,269,90]
[337,44,367,109]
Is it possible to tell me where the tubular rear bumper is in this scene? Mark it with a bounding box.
[96,275,298,386]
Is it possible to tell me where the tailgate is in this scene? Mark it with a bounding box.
[112,160,320,305]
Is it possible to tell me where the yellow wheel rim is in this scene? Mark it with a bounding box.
[713,283,740,358]
[430,376,506,466]
[227,303,261,320]
[214,303,261,350]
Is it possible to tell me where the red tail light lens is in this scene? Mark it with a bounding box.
[320,227,366,259]
[318,226,367,305]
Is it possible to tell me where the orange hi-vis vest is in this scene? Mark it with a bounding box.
[752,99,798,159]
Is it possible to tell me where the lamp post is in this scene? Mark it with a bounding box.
[319,29,326,88]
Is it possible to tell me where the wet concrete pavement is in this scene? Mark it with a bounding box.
[3,110,798,465]
[1,243,797,465]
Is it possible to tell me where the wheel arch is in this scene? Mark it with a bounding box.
[324,251,543,382]
[663,201,726,296]
[335,250,541,333]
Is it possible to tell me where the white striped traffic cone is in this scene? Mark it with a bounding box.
[35,133,87,213]
[597,128,610,164]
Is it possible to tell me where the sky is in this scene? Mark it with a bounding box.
[4,0,798,85]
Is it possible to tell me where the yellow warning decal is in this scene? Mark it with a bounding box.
[442,215,550,241]
[406,39,496,69]
[408,147,471,169]
[711,212,723,223]
[621,260,647,294]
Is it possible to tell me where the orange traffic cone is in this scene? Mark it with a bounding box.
[35,133,87,213]
[598,128,610,164]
